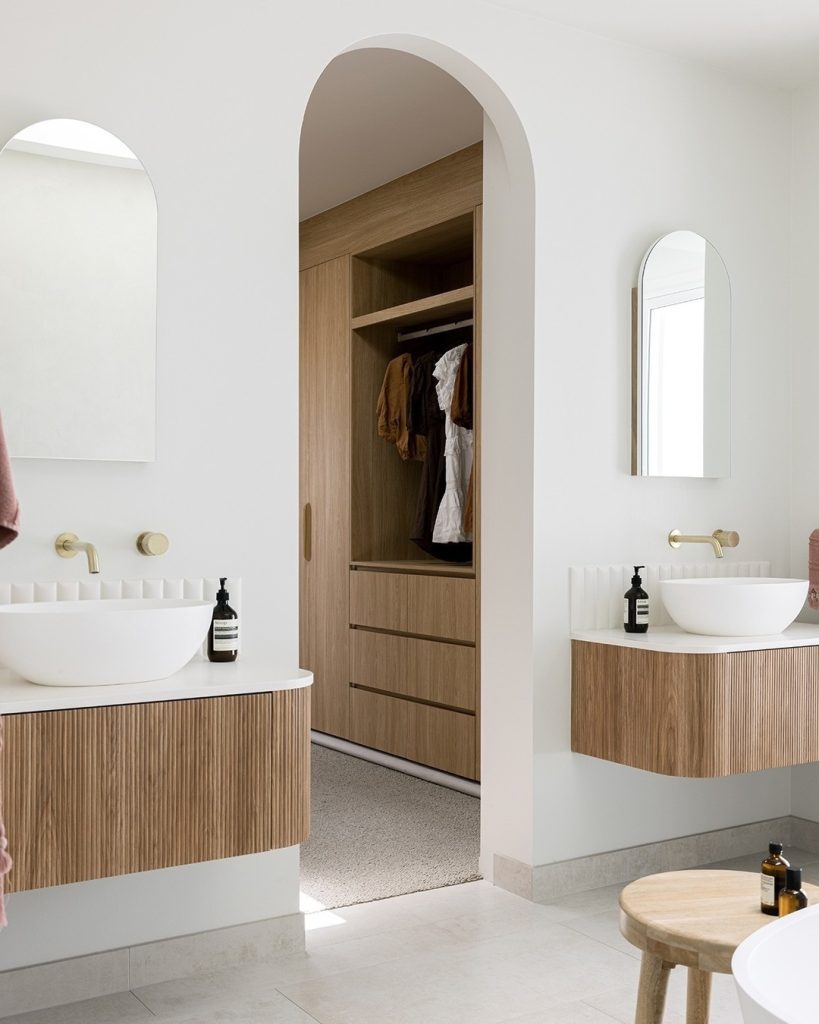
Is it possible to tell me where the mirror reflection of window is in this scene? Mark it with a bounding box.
[635,230,730,478]
[645,292,705,476]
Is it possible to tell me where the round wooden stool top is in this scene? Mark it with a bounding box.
[619,869,819,974]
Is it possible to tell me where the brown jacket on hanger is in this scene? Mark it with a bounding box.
[376,353,424,460]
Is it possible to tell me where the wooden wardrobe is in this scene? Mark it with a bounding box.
[299,144,482,781]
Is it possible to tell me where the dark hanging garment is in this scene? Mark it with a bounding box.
[409,348,472,563]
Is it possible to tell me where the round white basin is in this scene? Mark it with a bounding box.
[660,578,808,637]
[0,598,212,686]
[733,902,819,1023]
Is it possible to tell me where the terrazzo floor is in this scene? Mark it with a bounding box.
[6,850,819,1023]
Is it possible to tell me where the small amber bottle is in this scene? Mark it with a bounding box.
[761,842,789,915]
[779,867,808,917]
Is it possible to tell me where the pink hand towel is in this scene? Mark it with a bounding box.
[810,531,819,610]
[0,717,11,928]
[0,413,19,549]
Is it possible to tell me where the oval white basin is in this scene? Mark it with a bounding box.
[660,578,808,637]
[733,902,819,1023]
[0,598,212,686]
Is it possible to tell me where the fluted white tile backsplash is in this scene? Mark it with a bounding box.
[569,562,771,632]
[0,577,241,613]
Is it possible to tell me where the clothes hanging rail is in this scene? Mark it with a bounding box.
[397,317,474,343]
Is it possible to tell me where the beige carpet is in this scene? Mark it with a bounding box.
[300,744,481,909]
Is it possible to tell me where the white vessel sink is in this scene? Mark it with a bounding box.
[0,598,212,686]
[661,578,808,637]
[733,902,819,1023]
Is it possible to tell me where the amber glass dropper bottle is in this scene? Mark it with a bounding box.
[761,842,789,915]
[778,867,808,917]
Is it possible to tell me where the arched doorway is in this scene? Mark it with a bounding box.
[299,38,536,906]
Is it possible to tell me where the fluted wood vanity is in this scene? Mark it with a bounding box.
[0,662,311,893]
[571,626,819,777]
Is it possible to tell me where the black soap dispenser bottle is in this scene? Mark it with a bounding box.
[624,566,649,634]
[208,578,239,662]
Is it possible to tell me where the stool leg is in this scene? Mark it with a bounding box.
[635,951,674,1024]
[686,968,712,1024]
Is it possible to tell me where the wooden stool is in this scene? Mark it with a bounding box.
[619,869,819,1023]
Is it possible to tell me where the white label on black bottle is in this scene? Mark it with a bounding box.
[761,873,775,907]
[636,599,649,623]
[213,619,239,652]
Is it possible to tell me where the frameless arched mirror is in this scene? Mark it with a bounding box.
[633,230,730,478]
[0,119,157,461]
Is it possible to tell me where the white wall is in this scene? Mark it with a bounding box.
[0,0,799,966]
[786,84,819,822]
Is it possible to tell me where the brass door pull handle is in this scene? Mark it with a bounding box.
[303,503,312,562]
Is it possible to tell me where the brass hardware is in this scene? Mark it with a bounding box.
[303,503,312,562]
[668,528,740,560]
[55,533,101,574]
[136,531,170,556]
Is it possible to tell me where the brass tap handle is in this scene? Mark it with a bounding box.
[303,503,312,562]
[714,530,739,549]
[136,532,169,556]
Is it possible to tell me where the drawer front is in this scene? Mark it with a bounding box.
[350,629,476,712]
[407,575,476,642]
[349,570,407,632]
[350,687,477,779]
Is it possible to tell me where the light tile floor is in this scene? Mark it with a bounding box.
[7,850,819,1024]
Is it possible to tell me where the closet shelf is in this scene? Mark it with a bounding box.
[351,559,475,579]
[351,286,474,332]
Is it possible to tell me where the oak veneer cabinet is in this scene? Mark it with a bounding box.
[300,145,482,780]
[572,638,819,777]
[0,677,310,893]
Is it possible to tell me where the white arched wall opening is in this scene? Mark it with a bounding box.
[299,35,538,880]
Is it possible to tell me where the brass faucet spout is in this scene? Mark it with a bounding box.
[668,529,740,561]
[55,533,101,574]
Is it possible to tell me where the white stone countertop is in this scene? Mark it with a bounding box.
[0,658,312,715]
[571,622,819,655]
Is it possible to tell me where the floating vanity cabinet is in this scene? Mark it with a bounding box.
[0,666,311,893]
[571,637,819,778]
[300,145,482,781]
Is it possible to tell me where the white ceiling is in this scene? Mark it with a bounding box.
[299,49,483,221]
[485,0,819,89]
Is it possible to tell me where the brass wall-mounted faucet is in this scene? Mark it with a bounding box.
[668,529,740,559]
[55,533,101,574]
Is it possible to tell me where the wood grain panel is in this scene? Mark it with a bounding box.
[349,569,408,632]
[350,286,474,331]
[300,256,351,736]
[571,639,819,777]
[407,575,476,643]
[300,144,483,271]
[350,629,476,711]
[2,689,310,893]
[350,686,476,779]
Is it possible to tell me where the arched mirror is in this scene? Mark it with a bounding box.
[0,119,157,461]
[633,230,730,478]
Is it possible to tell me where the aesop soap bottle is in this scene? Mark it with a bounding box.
[761,842,789,915]
[623,566,649,634]
[208,578,239,663]
[778,867,808,917]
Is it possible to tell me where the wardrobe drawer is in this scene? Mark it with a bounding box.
[407,575,476,642]
[349,570,407,632]
[350,629,476,712]
[350,687,476,779]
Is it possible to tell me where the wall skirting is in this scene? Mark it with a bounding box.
[0,912,304,1019]
[495,815,816,903]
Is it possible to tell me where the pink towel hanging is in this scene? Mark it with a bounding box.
[0,716,11,928]
[0,411,19,549]
[810,531,819,610]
